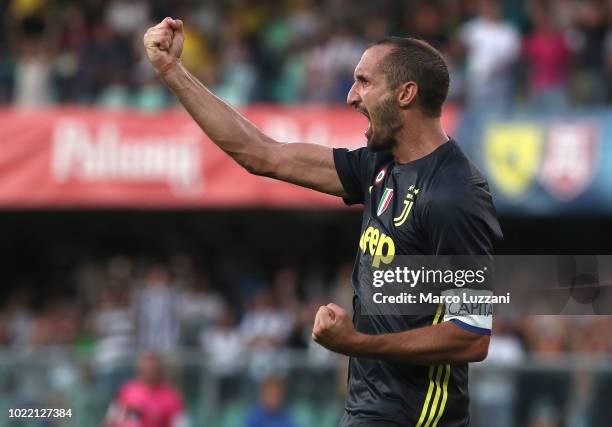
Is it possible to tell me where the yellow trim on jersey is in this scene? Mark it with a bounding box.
[416,304,450,427]
[431,365,451,427]
[416,366,437,427]
[432,302,443,325]
[425,365,444,426]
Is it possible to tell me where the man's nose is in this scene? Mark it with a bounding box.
[347,83,360,106]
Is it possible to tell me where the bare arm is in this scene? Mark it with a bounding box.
[349,320,489,364]
[312,304,489,365]
[144,17,345,196]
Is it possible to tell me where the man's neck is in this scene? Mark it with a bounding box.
[391,117,449,164]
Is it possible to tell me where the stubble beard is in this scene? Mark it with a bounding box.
[366,95,404,153]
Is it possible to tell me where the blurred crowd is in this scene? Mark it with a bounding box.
[1,253,611,363]
[0,254,353,371]
[1,254,612,426]
[0,0,611,110]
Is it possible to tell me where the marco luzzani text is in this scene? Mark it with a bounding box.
[371,267,511,305]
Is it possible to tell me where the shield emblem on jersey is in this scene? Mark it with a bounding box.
[484,123,542,198]
[539,122,599,201]
[376,188,394,216]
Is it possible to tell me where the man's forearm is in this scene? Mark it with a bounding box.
[159,60,276,174]
[145,19,345,196]
[349,321,489,365]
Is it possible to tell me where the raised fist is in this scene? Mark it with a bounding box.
[143,17,184,73]
[312,303,358,355]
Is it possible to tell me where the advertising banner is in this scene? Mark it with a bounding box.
[460,111,612,215]
[0,105,458,209]
[6,105,612,214]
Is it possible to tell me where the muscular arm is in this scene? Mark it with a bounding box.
[350,321,489,365]
[313,304,489,365]
[144,18,345,197]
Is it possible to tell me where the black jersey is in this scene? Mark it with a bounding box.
[333,140,502,427]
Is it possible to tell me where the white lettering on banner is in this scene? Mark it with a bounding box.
[260,117,362,148]
[262,117,302,143]
[51,119,203,188]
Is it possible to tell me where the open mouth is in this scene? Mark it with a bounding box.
[358,109,371,138]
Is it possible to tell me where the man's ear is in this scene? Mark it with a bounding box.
[397,82,418,108]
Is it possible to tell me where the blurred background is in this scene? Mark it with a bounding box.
[0,0,612,426]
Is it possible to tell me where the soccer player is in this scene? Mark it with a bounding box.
[144,17,502,427]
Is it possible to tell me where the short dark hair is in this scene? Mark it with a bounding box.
[371,37,449,117]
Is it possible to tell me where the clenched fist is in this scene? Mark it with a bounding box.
[312,303,359,355]
[143,17,184,73]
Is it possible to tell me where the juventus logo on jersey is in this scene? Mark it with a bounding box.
[394,185,419,227]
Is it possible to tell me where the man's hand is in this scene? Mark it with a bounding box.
[143,17,184,74]
[141,17,345,198]
[312,303,360,355]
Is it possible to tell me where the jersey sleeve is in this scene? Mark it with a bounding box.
[423,182,502,335]
[333,147,370,205]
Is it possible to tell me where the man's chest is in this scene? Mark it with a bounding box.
[359,166,428,260]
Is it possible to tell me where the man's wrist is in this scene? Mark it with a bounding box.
[158,58,183,81]
[346,331,370,357]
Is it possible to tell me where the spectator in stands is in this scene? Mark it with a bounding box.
[524,0,572,111]
[520,316,568,358]
[134,264,180,352]
[458,0,521,113]
[92,286,135,373]
[105,351,188,427]
[565,370,595,427]
[571,0,609,104]
[0,0,611,108]
[245,376,296,427]
[13,13,53,107]
[4,289,34,347]
[527,398,561,427]
[403,1,448,49]
[302,23,365,103]
[86,21,133,107]
[53,4,91,103]
[240,288,293,379]
[214,19,257,106]
[201,308,246,401]
[240,288,292,351]
[200,307,245,374]
[104,0,150,38]
[177,273,226,347]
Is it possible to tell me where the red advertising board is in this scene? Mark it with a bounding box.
[0,105,458,208]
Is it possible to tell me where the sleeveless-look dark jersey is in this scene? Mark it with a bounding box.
[333,139,503,427]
